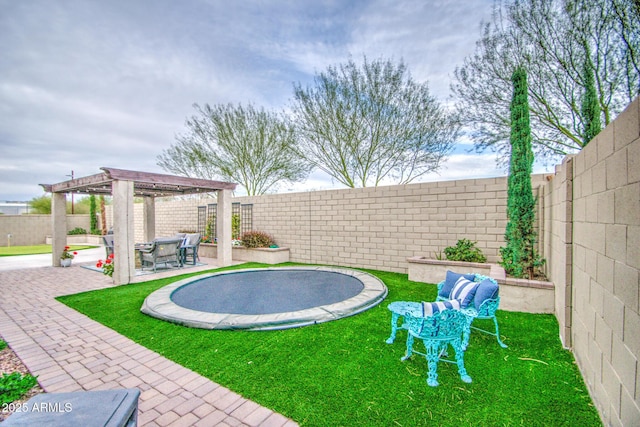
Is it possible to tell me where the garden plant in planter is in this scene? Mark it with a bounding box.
[60,246,77,267]
[241,231,277,248]
[443,239,486,263]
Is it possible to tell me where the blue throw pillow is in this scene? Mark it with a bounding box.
[473,278,499,311]
[450,277,480,308]
[439,271,476,299]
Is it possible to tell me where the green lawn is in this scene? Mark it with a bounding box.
[58,263,601,427]
[0,245,95,257]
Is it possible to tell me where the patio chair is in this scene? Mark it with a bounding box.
[437,271,507,349]
[401,300,472,387]
[180,233,201,265]
[102,235,114,258]
[138,238,182,272]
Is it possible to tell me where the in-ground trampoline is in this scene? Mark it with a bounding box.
[141,266,388,330]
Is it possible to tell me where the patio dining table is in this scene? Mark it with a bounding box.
[135,238,185,270]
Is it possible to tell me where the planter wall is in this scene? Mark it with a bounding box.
[499,276,555,314]
[407,256,554,314]
[199,243,290,265]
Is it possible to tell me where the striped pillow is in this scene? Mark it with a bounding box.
[418,299,461,334]
[450,277,480,308]
[421,299,461,316]
[439,271,476,299]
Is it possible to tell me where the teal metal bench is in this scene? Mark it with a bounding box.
[437,274,507,349]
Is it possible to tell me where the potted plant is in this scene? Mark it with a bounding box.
[60,246,77,267]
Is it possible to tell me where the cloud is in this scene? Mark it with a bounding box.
[0,0,499,201]
[346,0,492,99]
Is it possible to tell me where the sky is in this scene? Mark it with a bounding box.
[0,0,554,201]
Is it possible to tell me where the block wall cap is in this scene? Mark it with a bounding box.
[500,277,555,290]
[201,243,289,252]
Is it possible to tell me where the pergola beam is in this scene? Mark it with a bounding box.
[102,168,237,192]
[40,168,237,198]
[41,172,111,194]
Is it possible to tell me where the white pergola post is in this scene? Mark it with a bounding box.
[51,192,67,266]
[112,179,136,285]
[143,197,155,242]
[216,189,233,266]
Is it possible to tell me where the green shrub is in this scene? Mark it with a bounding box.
[0,339,6,351]
[444,239,487,263]
[67,227,87,235]
[241,231,275,248]
[0,372,38,406]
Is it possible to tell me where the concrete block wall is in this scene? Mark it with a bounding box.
[150,198,202,239]
[541,156,575,348]
[0,215,90,246]
[558,97,639,426]
[234,175,548,273]
[106,198,210,243]
[108,179,556,274]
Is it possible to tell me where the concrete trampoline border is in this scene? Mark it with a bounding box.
[140,266,388,330]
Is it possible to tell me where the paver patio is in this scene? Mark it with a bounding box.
[0,261,297,427]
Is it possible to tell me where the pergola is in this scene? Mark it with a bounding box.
[42,167,237,285]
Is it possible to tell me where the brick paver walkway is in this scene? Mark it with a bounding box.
[0,264,298,427]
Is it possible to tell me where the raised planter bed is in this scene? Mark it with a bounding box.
[199,243,290,265]
[407,256,554,314]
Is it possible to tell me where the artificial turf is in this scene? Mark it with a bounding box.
[57,263,602,426]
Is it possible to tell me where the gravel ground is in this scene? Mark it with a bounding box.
[0,337,44,422]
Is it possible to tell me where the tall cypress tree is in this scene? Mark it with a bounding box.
[500,67,542,279]
[581,43,601,146]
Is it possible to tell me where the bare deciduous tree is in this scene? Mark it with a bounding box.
[292,57,460,188]
[452,0,640,164]
[158,103,310,195]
